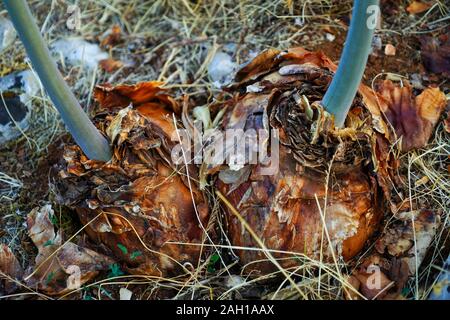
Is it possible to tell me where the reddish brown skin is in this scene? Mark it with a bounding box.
[213,48,383,274]
[59,83,209,277]
[218,149,382,274]
[77,171,209,276]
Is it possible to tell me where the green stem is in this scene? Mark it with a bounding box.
[322,0,379,128]
[3,0,112,161]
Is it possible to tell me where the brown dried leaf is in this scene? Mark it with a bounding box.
[406,1,432,14]
[354,265,393,300]
[0,245,24,294]
[344,275,361,300]
[420,33,450,76]
[100,25,122,48]
[234,48,281,83]
[94,81,177,112]
[377,80,446,151]
[99,58,124,73]
[349,210,440,299]
[358,84,390,136]
[26,205,114,295]
[376,210,440,273]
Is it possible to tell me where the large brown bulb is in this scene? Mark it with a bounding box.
[209,48,383,274]
[56,82,209,277]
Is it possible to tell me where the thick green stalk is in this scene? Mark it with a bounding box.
[322,0,379,127]
[3,0,112,161]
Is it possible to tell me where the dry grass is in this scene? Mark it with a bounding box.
[0,0,448,300]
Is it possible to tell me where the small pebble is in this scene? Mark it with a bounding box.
[325,33,335,42]
[50,38,108,70]
[119,288,133,300]
[208,51,237,88]
[384,44,396,56]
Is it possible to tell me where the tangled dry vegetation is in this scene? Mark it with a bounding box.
[0,0,449,300]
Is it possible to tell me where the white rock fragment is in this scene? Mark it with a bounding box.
[0,17,16,53]
[0,70,40,145]
[0,95,30,145]
[119,288,133,300]
[50,38,108,70]
[325,33,336,42]
[246,84,264,93]
[294,17,304,26]
[0,70,40,104]
[208,51,237,88]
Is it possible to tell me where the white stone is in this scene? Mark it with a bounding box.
[119,288,133,300]
[50,38,108,70]
[208,51,237,88]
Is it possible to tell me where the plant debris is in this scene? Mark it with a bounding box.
[406,1,433,15]
[374,79,446,152]
[348,209,440,300]
[0,244,23,295]
[420,33,450,76]
[25,204,114,295]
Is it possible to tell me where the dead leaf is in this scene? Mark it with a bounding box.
[406,1,432,14]
[348,209,440,299]
[354,265,393,300]
[343,275,361,300]
[234,48,281,83]
[377,80,446,151]
[420,33,450,76]
[94,81,178,113]
[99,58,124,73]
[0,245,24,294]
[376,210,440,274]
[100,25,122,49]
[25,205,114,295]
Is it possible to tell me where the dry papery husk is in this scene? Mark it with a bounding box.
[205,47,445,282]
[55,82,210,277]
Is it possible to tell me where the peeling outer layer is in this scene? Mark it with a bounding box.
[208,48,384,273]
[55,82,210,277]
[346,210,440,300]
